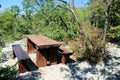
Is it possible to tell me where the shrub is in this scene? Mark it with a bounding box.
[0,64,17,80]
[70,28,103,63]
[107,26,120,42]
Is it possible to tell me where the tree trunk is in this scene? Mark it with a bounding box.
[103,0,114,54]
[103,0,109,54]
[71,0,75,9]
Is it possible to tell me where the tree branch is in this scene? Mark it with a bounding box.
[58,0,67,4]
[57,5,95,46]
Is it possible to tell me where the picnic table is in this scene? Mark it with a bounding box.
[26,34,61,67]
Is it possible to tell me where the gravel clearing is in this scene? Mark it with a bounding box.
[0,40,120,80]
[14,58,120,80]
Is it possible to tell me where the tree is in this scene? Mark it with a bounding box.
[102,0,115,53]
[108,0,120,26]
[71,0,75,8]
[89,0,105,28]
[0,5,22,45]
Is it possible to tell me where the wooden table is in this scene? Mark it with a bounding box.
[26,34,61,67]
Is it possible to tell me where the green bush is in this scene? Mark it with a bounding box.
[107,26,120,42]
[0,64,17,80]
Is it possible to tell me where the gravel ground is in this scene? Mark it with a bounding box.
[14,57,120,80]
[0,40,120,80]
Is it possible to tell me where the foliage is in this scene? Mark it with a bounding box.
[25,1,78,41]
[1,0,120,63]
[109,0,120,26]
[0,6,22,45]
[107,25,120,42]
[0,0,79,45]
[0,64,17,80]
[70,28,103,63]
[89,0,105,28]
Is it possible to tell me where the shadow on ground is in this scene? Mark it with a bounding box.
[60,54,120,80]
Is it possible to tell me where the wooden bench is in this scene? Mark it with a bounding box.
[58,46,73,64]
[12,44,38,73]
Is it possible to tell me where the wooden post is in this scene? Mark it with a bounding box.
[49,47,58,65]
[35,49,47,67]
[27,39,36,54]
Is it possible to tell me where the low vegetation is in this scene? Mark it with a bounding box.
[0,64,17,80]
[107,25,120,43]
